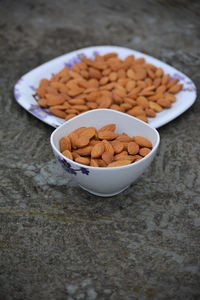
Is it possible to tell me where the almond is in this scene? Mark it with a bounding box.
[87,102,98,109]
[114,151,128,160]
[139,147,151,156]
[62,150,73,160]
[127,106,146,117]
[46,94,65,106]
[114,155,135,162]
[38,98,48,108]
[97,159,108,167]
[75,136,90,148]
[76,145,93,156]
[89,67,102,80]
[128,142,139,155]
[49,107,67,118]
[168,83,183,94]
[149,101,163,112]
[98,96,112,108]
[68,132,79,149]
[107,160,131,167]
[136,115,149,123]
[98,131,118,140]
[102,151,114,164]
[161,74,170,85]
[157,98,171,108]
[90,158,99,167]
[91,142,105,158]
[145,108,156,118]
[68,98,85,105]
[72,105,88,112]
[111,140,124,154]
[74,126,87,135]
[102,140,114,155]
[80,127,96,139]
[167,78,179,89]
[65,114,76,121]
[155,68,164,77]
[60,136,71,152]
[75,156,90,166]
[99,124,116,132]
[136,96,149,109]
[116,134,132,143]
[164,93,176,102]
[100,76,109,85]
[134,136,152,148]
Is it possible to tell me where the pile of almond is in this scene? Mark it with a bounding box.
[60,124,152,168]
[35,52,183,123]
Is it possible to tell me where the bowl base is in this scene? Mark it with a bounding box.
[79,185,130,197]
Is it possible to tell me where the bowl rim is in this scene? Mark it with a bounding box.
[50,109,160,171]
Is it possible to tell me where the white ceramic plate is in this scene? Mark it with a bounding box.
[14,45,197,129]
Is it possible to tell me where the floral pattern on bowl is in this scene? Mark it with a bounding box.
[57,156,89,176]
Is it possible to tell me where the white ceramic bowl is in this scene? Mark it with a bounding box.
[50,109,160,197]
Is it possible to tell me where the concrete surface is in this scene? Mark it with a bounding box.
[0,0,200,299]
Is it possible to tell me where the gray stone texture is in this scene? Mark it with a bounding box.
[0,0,200,299]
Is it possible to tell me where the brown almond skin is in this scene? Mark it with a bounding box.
[65,114,76,121]
[97,159,108,167]
[111,140,124,154]
[134,136,152,148]
[168,84,183,94]
[75,156,90,166]
[139,147,151,157]
[107,160,131,167]
[132,155,143,162]
[68,98,85,105]
[102,140,114,155]
[60,136,71,152]
[46,94,65,106]
[116,134,132,143]
[38,98,48,108]
[91,142,105,158]
[74,126,87,135]
[136,115,149,123]
[62,150,73,161]
[114,155,136,163]
[98,131,118,140]
[167,78,178,89]
[80,127,96,139]
[149,101,163,112]
[128,142,139,155]
[68,132,79,149]
[164,93,176,103]
[49,107,67,118]
[161,74,170,85]
[102,151,114,164]
[90,159,99,167]
[114,151,128,160]
[136,96,149,109]
[157,98,171,108]
[76,145,93,156]
[75,136,90,148]
[99,124,116,132]
[145,108,156,118]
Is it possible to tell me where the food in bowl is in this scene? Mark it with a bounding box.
[59,123,153,168]
[50,109,160,197]
[35,52,183,123]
